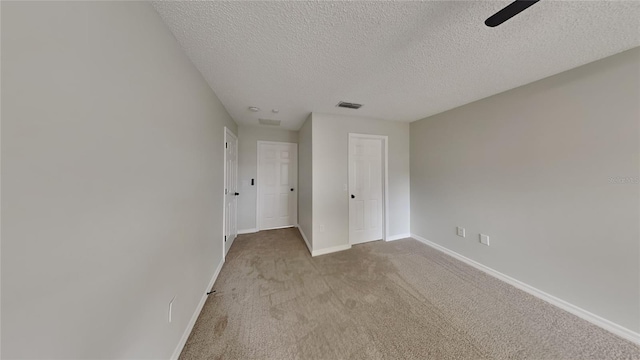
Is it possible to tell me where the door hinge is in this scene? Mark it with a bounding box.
[225,142,228,148]
[224,235,227,242]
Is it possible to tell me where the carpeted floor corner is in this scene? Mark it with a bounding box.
[179,227,640,359]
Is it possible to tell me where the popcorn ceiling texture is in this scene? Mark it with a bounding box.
[153,1,640,130]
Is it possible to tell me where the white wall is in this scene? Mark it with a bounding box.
[1,2,237,358]
[410,47,640,333]
[298,115,313,249]
[312,113,410,253]
[237,125,298,231]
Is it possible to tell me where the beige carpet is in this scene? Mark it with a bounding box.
[179,228,640,359]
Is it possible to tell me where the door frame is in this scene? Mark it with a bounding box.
[348,133,389,244]
[223,127,238,260]
[256,141,298,231]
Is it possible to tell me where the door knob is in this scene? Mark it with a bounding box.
[351,194,355,199]
[234,192,240,196]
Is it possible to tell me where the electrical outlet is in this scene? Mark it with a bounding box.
[480,234,490,246]
[456,227,465,238]
[319,224,326,233]
[169,296,176,323]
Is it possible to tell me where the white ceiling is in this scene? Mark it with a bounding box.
[153,1,640,130]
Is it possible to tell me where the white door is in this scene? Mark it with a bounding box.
[258,142,297,230]
[224,128,238,256]
[349,135,384,244]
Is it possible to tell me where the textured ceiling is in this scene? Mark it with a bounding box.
[153,1,640,130]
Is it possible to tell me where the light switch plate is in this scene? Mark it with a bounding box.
[480,234,490,246]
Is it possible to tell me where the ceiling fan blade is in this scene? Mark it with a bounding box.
[485,0,540,27]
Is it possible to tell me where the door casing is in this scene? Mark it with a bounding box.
[223,127,238,259]
[256,141,298,231]
[348,133,389,245]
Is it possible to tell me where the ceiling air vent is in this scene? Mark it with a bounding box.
[337,101,363,109]
[258,118,281,126]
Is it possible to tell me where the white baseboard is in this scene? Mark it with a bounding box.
[312,244,352,257]
[237,228,257,234]
[386,233,411,241]
[409,233,640,345]
[296,225,313,256]
[171,258,225,360]
[238,226,293,235]
[262,225,296,231]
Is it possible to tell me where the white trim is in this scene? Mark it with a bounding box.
[312,244,352,257]
[222,129,228,261]
[348,133,389,244]
[383,139,389,242]
[223,127,238,261]
[238,226,295,235]
[237,228,258,235]
[386,233,411,241]
[262,225,295,230]
[256,141,298,231]
[409,233,640,345]
[296,225,313,255]
[171,259,224,360]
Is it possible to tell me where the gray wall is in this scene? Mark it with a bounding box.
[410,47,640,332]
[312,113,411,252]
[237,125,299,231]
[1,2,237,358]
[298,115,313,248]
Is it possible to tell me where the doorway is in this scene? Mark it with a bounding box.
[223,127,238,258]
[348,134,388,245]
[257,141,298,230]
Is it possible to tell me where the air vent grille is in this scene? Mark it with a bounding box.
[337,101,363,109]
[258,118,281,126]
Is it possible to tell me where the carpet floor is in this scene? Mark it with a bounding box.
[179,228,640,359]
